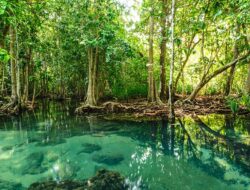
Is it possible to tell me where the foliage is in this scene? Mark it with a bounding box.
[0,48,10,63]
[239,94,250,110]
[0,0,249,102]
[226,97,240,114]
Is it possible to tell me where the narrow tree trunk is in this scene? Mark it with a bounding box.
[186,53,250,101]
[85,48,98,106]
[147,1,155,103]
[0,25,9,96]
[159,0,168,100]
[15,24,21,107]
[246,64,250,94]
[242,24,250,94]
[23,49,31,102]
[0,39,5,95]
[10,26,17,104]
[174,35,199,91]
[224,22,240,96]
[1,66,5,94]
[169,0,175,120]
[31,81,36,108]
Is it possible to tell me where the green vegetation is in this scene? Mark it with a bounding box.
[0,0,249,116]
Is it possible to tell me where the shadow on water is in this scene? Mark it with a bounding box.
[0,100,249,189]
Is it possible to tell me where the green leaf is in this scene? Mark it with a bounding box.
[0,0,7,15]
[213,10,222,20]
[0,48,10,63]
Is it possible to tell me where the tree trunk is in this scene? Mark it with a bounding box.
[0,38,5,95]
[186,53,250,101]
[242,24,250,94]
[85,47,98,106]
[224,22,240,96]
[169,0,175,120]
[246,64,250,94]
[159,0,168,100]
[174,34,199,91]
[10,26,17,104]
[147,1,156,103]
[23,49,31,102]
[0,25,9,95]
[31,81,36,108]
[15,25,21,107]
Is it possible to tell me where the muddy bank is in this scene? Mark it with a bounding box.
[75,97,249,119]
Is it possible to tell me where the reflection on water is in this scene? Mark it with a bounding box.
[0,101,249,190]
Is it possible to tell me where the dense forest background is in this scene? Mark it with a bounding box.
[0,0,249,109]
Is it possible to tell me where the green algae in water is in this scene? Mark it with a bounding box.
[0,101,249,189]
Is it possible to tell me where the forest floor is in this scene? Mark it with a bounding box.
[75,96,250,119]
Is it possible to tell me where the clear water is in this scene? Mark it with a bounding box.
[0,101,249,190]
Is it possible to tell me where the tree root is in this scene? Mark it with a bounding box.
[75,97,250,118]
[0,100,35,116]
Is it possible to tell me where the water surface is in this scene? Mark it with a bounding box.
[0,101,249,190]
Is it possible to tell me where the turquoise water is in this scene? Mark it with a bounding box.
[0,101,249,190]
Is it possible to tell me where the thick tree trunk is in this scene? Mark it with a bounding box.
[224,23,240,96]
[85,47,98,106]
[169,0,175,120]
[186,53,250,101]
[147,2,155,103]
[159,0,168,100]
[10,26,17,104]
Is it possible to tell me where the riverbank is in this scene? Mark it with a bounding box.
[75,96,249,118]
[0,99,35,116]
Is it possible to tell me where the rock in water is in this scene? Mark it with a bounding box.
[78,143,102,154]
[92,154,124,165]
[21,152,47,175]
[0,179,24,190]
[28,180,87,190]
[28,169,128,190]
[1,145,13,151]
[88,169,128,190]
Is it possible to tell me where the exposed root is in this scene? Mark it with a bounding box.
[75,97,250,118]
[0,100,36,116]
